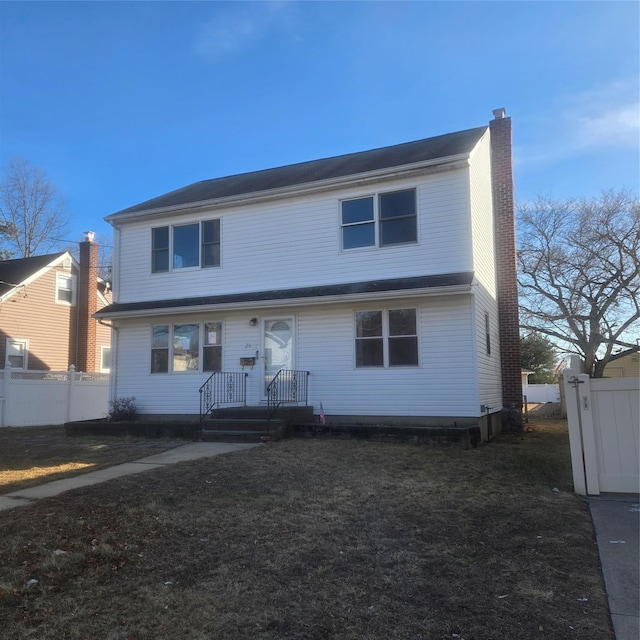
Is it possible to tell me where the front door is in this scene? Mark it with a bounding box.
[262,318,294,395]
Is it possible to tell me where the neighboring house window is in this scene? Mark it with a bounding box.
[355,309,418,367]
[56,273,76,305]
[485,312,491,355]
[151,322,222,373]
[100,346,111,373]
[6,338,28,368]
[341,188,417,250]
[152,220,221,273]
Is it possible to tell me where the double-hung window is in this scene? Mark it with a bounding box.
[355,308,418,367]
[151,321,222,373]
[152,219,221,273]
[6,338,28,369]
[100,346,111,373]
[56,273,76,305]
[341,188,416,250]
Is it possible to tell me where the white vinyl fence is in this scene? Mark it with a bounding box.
[563,363,639,495]
[523,383,560,403]
[0,366,109,427]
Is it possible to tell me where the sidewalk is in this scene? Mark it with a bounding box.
[589,495,640,640]
[0,441,260,511]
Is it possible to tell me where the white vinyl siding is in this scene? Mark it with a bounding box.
[112,295,477,418]
[473,283,502,413]
[114,169,472,305]
[469,130,497,296]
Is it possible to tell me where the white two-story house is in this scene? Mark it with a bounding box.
[97,109,522,438]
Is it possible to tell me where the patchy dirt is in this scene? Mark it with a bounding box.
[0,419,613,639]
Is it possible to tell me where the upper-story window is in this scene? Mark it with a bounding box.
[341,188,417,251]
[56,273,76,305]
[152,219,220,273]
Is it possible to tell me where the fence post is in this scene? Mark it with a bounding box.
[1,363,10,428]
[67,365,76,423]
[563,368,587,495]
[577,374,600,496]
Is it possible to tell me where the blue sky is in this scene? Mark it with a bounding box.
[1,0,638,253]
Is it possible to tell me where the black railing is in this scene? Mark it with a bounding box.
[267,369,309,422]
[199,371,248,421]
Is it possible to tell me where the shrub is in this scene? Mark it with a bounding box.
[107,397,137,422]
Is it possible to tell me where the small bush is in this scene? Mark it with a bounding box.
[107,397,137,422]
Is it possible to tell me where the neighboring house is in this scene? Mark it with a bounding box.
[97,109,522,437]
[0,233,111,373]
[603,348,640,378]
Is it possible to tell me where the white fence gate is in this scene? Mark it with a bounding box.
[0,366,109,427]
[563,364,639,495]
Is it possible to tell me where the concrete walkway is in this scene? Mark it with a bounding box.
[589,495,640,640]
[0,442,260,512]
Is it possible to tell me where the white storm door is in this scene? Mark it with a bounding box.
[262,318,294,395]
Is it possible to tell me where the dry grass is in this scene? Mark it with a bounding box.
[0,426,182,494]
[0,419,613,639]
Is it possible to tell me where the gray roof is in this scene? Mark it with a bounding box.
[96,272,474,317]
[112,126,487,217]
[0,252,67,297]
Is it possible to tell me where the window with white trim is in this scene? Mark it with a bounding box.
[341,188,417,250]
[100,346,111,373]
[56,273,76,305]
[355,308,418,367]
[151,321,222,373]
[152,220,221,273]
[6,338,28,368]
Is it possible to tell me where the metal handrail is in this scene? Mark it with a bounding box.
[199,371,248,422]
[266,369,310,423]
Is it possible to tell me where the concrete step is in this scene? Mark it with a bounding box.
[210,405,314,422]
[198,417,285,442]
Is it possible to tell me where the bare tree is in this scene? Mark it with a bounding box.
[0,157,70,258]
[517,190,640,377]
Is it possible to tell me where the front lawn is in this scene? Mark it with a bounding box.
[0,420,613,639]
[0,426,182,494]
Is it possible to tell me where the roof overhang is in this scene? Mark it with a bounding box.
[96,272,475,320]
[105,154,471,227]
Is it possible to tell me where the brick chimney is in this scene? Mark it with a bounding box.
[490,109,523,431]
[77,231,98,373]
